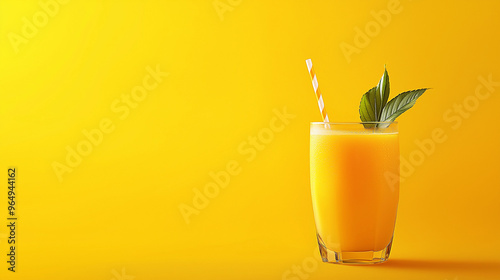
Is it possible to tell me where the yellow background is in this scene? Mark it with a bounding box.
[1,0,499,279]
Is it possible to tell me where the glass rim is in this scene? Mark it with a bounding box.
[310,121,398,125]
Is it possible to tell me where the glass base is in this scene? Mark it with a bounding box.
[317,235,393,265]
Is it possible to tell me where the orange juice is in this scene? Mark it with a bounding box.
[310,122,399,263]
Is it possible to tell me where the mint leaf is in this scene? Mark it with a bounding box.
[359,68,390,120]
[358,67,428,128]
[376,67,390,119]
[380,88,429,122]
[358,67,390,127]
[359,87,377,122]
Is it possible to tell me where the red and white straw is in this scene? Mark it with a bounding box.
[305,59,330,123]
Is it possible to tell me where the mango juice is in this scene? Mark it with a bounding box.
[310,123,399,253]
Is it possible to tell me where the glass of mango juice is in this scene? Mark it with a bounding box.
[310,122,399,264]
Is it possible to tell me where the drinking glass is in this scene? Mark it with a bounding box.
[310,122,399,264]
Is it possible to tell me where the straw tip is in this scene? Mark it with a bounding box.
[305,59,313,70]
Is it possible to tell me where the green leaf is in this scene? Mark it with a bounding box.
[359,87,377,122]
[358,67,390,124]
[380,88,429,123]
[376,67,390,118]
[358,67,429,128]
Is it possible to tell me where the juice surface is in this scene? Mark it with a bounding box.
[310,127,399,252]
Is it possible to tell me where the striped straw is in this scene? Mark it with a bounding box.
[305,59,330,123]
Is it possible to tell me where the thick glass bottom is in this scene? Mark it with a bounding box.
[317,234,393,265]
